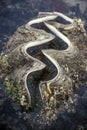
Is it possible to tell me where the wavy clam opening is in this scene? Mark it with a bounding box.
[2,12,85,113]
[26,41,58,110]
[25,22,75,110]
[1,11,87,130]
[14,12,76,111]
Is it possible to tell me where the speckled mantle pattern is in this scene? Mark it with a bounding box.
[0,12,87,130]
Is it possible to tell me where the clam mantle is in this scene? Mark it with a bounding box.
[0,12,87,124]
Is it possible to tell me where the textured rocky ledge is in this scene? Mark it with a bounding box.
[0,12,87,130]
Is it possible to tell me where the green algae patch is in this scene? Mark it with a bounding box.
[5,77,31,111]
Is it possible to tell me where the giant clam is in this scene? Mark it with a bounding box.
[0,12,87,128]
